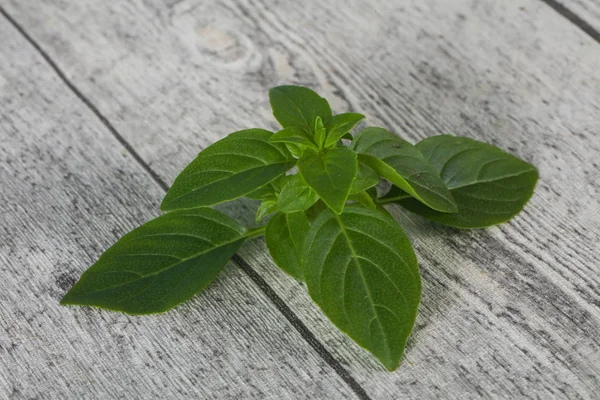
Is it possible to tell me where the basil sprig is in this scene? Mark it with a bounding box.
[62,85,538,370]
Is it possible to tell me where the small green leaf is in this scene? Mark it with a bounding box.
[303,206,421,371]
[270,174,293,192]
[351,128,457,213]
[349,191,377,209]
[61,208,247,315]
[350,162,380,194]
[277,174,319,213]
[246,183,276,200]
[269,86,332,132]
[256,197,278,222]
[325,113,365,147]
[398,135,538,228]
[314,116,327,148]
[285,143,304,158]
[161,129,295,211]
[270,126,317,149]
[265,212,310,280]
[298,147,358,214]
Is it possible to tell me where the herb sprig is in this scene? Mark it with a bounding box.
[61,86,538,370]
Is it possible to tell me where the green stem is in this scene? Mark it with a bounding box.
[376,194,411,205]
[244,225,266,240]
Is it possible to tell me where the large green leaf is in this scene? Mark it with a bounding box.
[397,135,538,228]
[61,208,247,314]
[324,113,365,147]
[269,86,332,132]
[298,147,357,214]
[265,212,310,280]
[255,197,278,222]
[351,128,457,213]
[277,174,319,213]
[305,200,328,223]
[161,129,295,211]
[303,206,421,371]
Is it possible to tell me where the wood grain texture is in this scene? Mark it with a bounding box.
[1,0,600,398]
[0,17,358,400]
[546,0,600,36]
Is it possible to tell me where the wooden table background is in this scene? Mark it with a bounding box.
[1,1,599,399]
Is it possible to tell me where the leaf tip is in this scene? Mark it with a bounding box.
[327,202,345,215]
[384,361,400,372]
[159,196,174,212]
[59,289,78,306]
[444,200,459,214]
[380,351,403,372]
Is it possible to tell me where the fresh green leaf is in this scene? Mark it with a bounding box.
[161,129,295,211]
[303,206,421,371]
[269,126,317,149]
[349,190,377,209]
[61,208,247,314]
[379,185,411,203]
[269,86,332,132]
[265,212,310,280]
[270,174,293,192]
[305,200,328,223]
[325,113,365,147]
[285,143,304,158]
[256,197,278,222]
[350,162,380,194]
[298,147,358,214]
[246,183,276,200]
[366,186,378,200]
[397,135,538,228]
[351,128,457,213]
[314,116,327,148]
[277,174,319,213]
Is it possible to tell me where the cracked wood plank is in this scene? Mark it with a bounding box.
[2,0,599,398]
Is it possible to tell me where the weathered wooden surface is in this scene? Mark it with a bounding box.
[0,16,358,400]
[1,0,599,398]
[546,0,600,35]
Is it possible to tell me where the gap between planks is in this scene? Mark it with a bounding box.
[0,6,372,400]
[3,0,598,397]
[540,0,600,43]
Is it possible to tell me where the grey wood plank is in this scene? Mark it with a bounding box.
[544,0,600,38]
[0,16,359,400]
[3,0,599,398]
